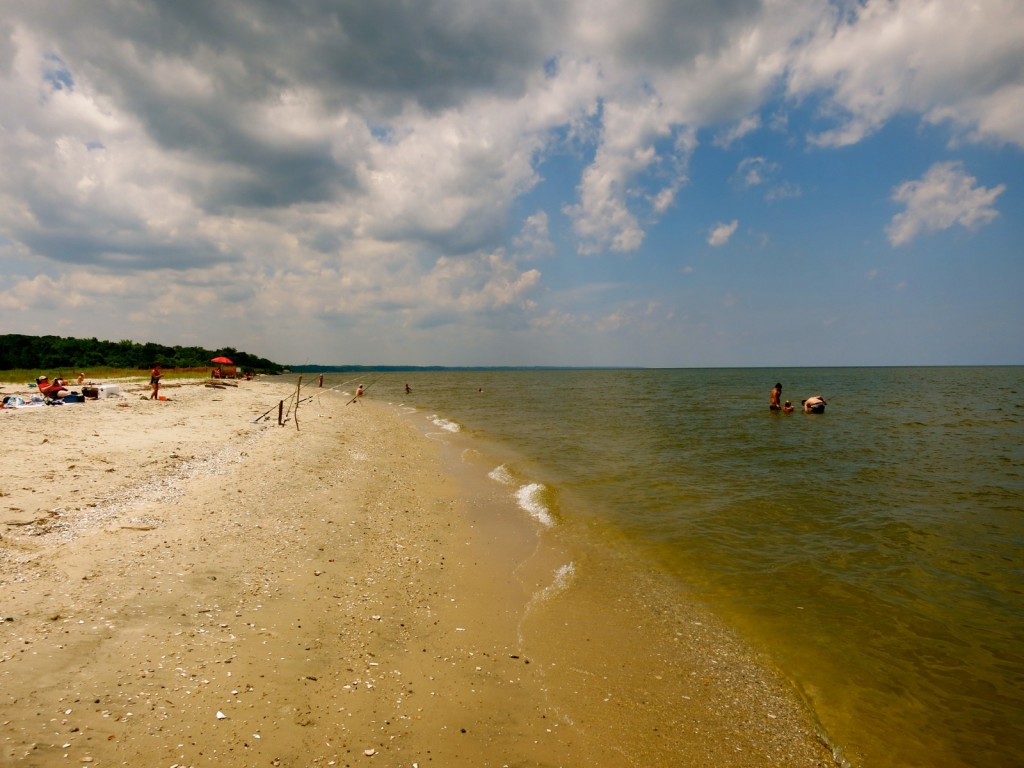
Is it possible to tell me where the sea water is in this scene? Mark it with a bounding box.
[357,367,1022,767]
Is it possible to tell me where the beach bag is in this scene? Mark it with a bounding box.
[82,387,99,399]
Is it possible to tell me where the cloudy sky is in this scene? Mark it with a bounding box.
[1,0,1021,367]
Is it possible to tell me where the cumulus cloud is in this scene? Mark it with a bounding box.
[887,161,1006,246]
[788,0,1024,147]
[0,0,1018,363]
[708,220,740,247]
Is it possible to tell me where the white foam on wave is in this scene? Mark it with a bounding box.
[537,562,576,602]
[488,463,515,486]
[517,561,577,648]
[515,482,554,527]
[429,415,461,432]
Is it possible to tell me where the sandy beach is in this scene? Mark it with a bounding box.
[1,377,835,767]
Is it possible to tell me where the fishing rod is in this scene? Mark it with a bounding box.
[251,375,377,422]
[298,376,361,415]
[301,375,362,404]
[345,376,380,405]
[251,388,298,424]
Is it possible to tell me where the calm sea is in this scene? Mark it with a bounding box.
[342,367,1023,767]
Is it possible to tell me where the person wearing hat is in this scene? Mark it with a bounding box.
[36,375,68,399]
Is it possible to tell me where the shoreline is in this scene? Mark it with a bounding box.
[1,379,835,766]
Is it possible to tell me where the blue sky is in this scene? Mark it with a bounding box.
[0,0,1021,367]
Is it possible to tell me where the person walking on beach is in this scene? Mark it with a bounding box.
[769,382,783,411]
[405,383,411,394]
[149,363,162,400]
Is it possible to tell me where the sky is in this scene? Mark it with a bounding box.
[0,0,1021,368]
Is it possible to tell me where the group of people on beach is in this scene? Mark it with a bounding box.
[8,364,163,405]
[1,374,82,407]
[769,382,826,414]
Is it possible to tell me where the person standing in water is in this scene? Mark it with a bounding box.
[769,382,783,411]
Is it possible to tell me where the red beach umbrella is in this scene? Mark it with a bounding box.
[211,356,234,364]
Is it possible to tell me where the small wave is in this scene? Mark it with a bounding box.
[536,562,576,602]
[429,414,461,432]
[515,482,554,527]
[488,463,515,486]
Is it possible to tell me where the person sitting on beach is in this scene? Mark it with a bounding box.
[35,375,68,399]
[769,382,783,411]
[802,395,827,414]
[355,384,365,398]
[783,400,794,414]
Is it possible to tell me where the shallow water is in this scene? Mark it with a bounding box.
[359,367,1024,767]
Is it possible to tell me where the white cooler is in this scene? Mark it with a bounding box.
[97,384,121,399]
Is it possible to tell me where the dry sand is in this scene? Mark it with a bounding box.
[1,376,837,767]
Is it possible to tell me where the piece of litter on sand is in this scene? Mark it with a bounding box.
[216,711,227,720]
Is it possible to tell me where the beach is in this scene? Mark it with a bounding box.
[1,376,834,767]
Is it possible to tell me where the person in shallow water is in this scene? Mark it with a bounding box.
[769,382,783,411]
[783,400,794,414]
[802,395,826,414]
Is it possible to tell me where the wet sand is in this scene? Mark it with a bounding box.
[1,377,835,767]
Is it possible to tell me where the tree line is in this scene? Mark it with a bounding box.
[0,334,285,374]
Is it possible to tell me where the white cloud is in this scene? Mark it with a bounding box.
[565,99,690,254]
[714,115,762,148]
[708,220,739,247]
[788,0,1024,148]
[887,161,1006,246]
[736,156,801,201]
[736,156,777,187]
[0,1,1020,365]
[764,181,801,201]
[512,211,556,261]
